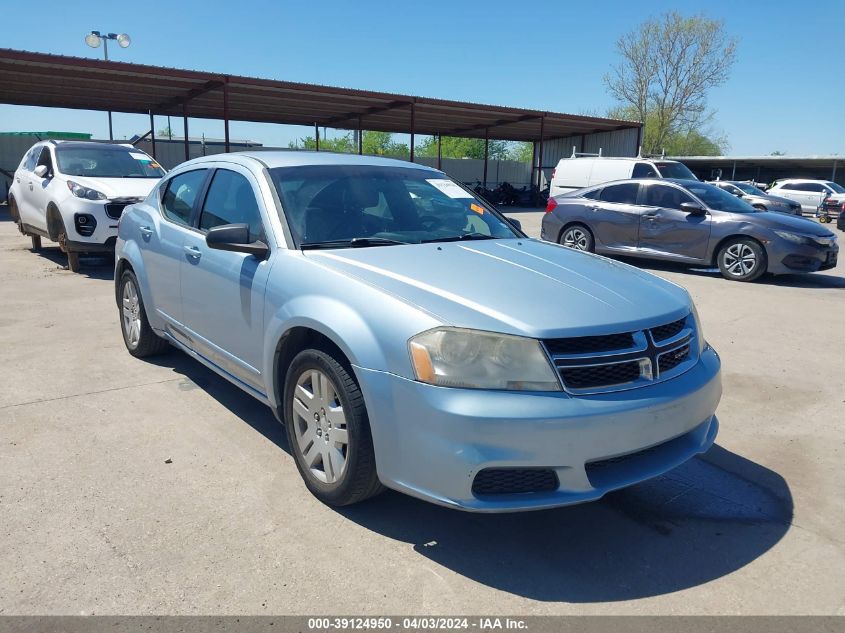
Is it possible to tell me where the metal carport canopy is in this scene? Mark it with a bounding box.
[0,48,639,143]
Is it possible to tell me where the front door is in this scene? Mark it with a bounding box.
[179,167,273,395]
[589,182,642,250]
[638,183,710,261]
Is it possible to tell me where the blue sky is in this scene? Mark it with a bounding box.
[1,0,842,155]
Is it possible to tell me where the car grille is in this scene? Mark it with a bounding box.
[559,361,641,389]
[104,197,143,220]
[472,468,558,496]
[543,314,696,394]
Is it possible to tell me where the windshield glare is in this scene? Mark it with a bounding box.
[56,147,165,178]
[269,165,519,247]
[655,161,697,180]
[827,182,845,194]
[684,182,757,213]
[733,182,765,196]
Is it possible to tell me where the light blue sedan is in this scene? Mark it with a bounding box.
[115,152,721,512]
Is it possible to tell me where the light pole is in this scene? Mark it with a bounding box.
[85,31,131,140]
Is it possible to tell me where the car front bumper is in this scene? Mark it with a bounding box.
[356,345,721,512]
[63,198,124,249]
[768,239,839,274]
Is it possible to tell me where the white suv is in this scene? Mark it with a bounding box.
[9,141,165,272]
[767,179,845,215]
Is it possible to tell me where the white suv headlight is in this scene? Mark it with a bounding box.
[67,180,107,201]
[408,327,562,391]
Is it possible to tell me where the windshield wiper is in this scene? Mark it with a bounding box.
[301,237,412,250]
[420,232,498,244]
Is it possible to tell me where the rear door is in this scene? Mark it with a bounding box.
[179,166,273,394]
[145,168,209,331]
[587,182,642,250]
[551,159,594,195]
[28,147,56,230]
[638,183,710,261]
[14,146,41,227]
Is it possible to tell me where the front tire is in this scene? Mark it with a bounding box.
[717,238,767,282]
[118,270,169,357]
[284,349,382,507]
[559,224,595,252]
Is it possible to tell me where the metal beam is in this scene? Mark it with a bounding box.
[183,103,189,161]
[321,100,410,127]
[536,115,545,189]
[357,116,363,155]
[437,135,442,170]
[314,123,319,151]
[410,101,416,163]
[156,79,224,113]
[443,114,540,138]
[223,78,230,153]
[149,111,156,159]
[483,128,489,190]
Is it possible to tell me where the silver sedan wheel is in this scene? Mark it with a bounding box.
[562,227,590,250]
[121,279,142,349]
[292,369,349,484]
[723,243,758,277]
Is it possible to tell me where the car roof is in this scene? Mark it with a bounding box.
[181,150,442,172]
[557,156,682,164]
[51,141,139,151]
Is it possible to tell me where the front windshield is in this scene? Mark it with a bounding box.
[56,147,166,178]
[269,165,520,248]
[733,182,766,196]
[655,161,697,180]
[826,182,845,194]
[683,182,757,213]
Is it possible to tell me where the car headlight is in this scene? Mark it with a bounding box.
[773,230,814,245]
[690,303,707,355]
[67,180,107,201]
[408,327,562,391]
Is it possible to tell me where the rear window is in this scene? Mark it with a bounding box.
[654,162,697,180]
[599,183,639,204]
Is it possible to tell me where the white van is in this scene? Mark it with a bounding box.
[549,157,698,196]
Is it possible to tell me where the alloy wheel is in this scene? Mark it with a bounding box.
[292,369,349,484]
[723,243,758,277]
[563,228,589,250]
[121,279,142,349]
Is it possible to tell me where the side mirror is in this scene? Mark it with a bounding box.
[508,217,523,232]
[205,223,269,258]
[33,165,49,178]
[733,191,744,198]
[680,202,707,216]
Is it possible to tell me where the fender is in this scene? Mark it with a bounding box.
[115,238,163,332]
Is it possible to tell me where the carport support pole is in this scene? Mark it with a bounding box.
[315,123,319,151]
[409,102,416,163]
[358,116,363,155]
[108,112,114,141]
[183,104,189,161]
[833,160,838,182]
[223,79,230,153]
[149,111,156,159]
[537,115,545,189]
[437,135,442,170]
[483,128,489,190]
[731,161,736,180]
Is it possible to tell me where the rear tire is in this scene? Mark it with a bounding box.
[559,224,595,253]
[284,349,383,507]
[717,238,767,282]
[118,270,169,357]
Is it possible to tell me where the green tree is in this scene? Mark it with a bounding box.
[289,131,408,156]
[157,126,174,139]
[604,11,737,155]
[415,136,509,160]
[609,107,727,155]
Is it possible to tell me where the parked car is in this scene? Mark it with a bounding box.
[8,140,165,271]
[766,179,845,215]
[709,180,802,215]
[542,179,838,282]
[549,156,697,197]
[115,152,721,512]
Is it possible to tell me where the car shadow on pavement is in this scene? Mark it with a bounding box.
[29,245,115,281]
[145,348,793,604]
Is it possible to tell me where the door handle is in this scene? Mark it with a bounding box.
[139,226,153,237]
[28,182,33,191]
[183,245,202,259]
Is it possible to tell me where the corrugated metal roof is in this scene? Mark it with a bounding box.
[0,48,640,143]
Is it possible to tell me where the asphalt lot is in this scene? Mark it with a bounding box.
[1,203,843,615]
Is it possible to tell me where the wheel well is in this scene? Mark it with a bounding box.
[273,327,354,417]
[46,203,63,240]
[8,195,19,222]
[710,234,767,267]
[114,259,134,307]
[557,221,592,243]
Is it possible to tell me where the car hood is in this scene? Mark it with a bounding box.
[305,239,692,338]
[61,175,160,200]
[742,210,835,235]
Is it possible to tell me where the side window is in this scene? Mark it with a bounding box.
[582,188,602,200]
[23,147,40,171]
[199,169,265,242]
[161,170,207,226]
[599,183,640,204]
[804,183,825,193]
[632,162,659,178]
[36,148,53,172]
[780,182,799,191]
[644,184,695,209]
